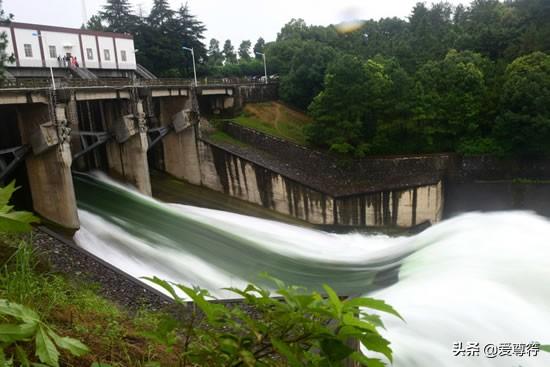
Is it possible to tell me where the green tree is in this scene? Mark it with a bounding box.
[454,0,519,60]
[176,3,207,76]
[238,40,251,61]
[223,39,237,64]
[0,0,12,80]
[413,49,490,152]
[408,2,456,67]
[253,37,265,59]
[148,0,175,28]
[207,38,224,67]
[99,0,136,33]
[279,41,335,110]
[494,52,550,156]
[85,14,107,32]
[143,0,181,77]
[307,55,391,156]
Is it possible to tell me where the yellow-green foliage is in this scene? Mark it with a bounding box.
[232,102,312,145]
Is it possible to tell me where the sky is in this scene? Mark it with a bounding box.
[3,0,470,46]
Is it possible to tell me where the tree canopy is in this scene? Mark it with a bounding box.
[83,0,550,157]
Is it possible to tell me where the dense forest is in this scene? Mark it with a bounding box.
[2,0,550,157]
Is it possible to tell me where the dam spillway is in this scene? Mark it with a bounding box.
[73,173,550,367]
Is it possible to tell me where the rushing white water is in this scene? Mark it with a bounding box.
[73,174,550,366]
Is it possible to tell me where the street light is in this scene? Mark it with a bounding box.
[182,46,198,87]
[255,51,267,84]
[32,32,56,90]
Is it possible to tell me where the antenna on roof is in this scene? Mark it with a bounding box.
[81,0,88,28]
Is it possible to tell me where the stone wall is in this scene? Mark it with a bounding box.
[448,155,550,182]
[234,83,279,109]
[197,139,443,227]
[219,121,449,196]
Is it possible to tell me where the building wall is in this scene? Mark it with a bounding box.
[13,28,42,67]
[81,35,100,69]
[97,36,117,69]
[114,38,136,70]
[40,30,83,68]
[3,24,135,71]
[0,27,15,66]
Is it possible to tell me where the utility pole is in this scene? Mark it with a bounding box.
[183,46,198,87]
[255,52,267,84]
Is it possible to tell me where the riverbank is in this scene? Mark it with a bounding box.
[0,230,177,366]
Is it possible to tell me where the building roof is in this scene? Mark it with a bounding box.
[4,21,133,40]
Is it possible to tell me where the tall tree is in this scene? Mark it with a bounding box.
[223,39,237,64]
[176,3,207,76]
[238,40,252,61]
[408,2,455,67]
[253,37,265,59]
[207,38,224,67]
[279,41,335,110]
[148,0,175,28]
[307,55,391,156]
[99,0,135,33]
[86,14,107,32]
[413,50,490,152]
[494,52,550,156]
[0,0,12,80]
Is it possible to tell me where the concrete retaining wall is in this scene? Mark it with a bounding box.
[197,140,443,227]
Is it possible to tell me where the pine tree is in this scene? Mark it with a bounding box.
[148,0,175,29]
[176,3,207,75]
[86,14,107,32]
[223,39,237,64]
[238,40,252,61]
[99,0,135,33]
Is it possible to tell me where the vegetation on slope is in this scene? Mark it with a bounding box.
[230,102,312,145]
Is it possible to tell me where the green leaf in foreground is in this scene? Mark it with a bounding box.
[35,326,59,367]
[344,297,404,320]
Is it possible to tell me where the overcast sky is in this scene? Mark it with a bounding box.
[3,0,470,46]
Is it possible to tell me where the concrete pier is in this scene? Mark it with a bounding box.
[16,103,79,229]
[104,100,152,195]
[158,96,202,185]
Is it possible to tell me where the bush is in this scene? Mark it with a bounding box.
[145,276,402,366]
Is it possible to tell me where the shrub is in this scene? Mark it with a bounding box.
[145,276,402,366]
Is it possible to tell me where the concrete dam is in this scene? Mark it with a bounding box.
[0,78,445,229]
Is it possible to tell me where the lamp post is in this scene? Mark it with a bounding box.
[255,51,267,84]
[32,32,56,90]
[182,46,198,87]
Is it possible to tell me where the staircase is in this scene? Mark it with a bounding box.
[136,64,157,80]
[68,65,98,80]
[3,69,15,81]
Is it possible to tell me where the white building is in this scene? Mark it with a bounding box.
[0,22,137,71]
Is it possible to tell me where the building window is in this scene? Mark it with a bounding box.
[86,48,94,60]
[49,45,56,58]
[23,44,33,58]
[120,50,127,62]
[104,49,111,61]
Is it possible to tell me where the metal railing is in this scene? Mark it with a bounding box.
[0,77,277,91]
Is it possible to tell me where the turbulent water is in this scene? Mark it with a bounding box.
[73,173,550,366]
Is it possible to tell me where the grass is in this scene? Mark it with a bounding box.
[0,234,178,367]
[230,101,312,145]
[207,129,248,147]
